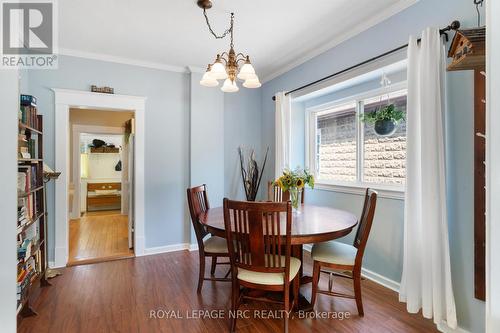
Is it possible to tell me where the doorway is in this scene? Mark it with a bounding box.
[67,110,135,265]
[53,89,146,268]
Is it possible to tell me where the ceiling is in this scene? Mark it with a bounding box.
[59,0,417,82]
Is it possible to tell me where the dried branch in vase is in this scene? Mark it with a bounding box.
[238,146,269,201]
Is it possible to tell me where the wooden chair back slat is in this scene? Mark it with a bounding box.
[187,185,211,249]
[223,199,292,275]
[267,180,304,203]
[353,189,378,264]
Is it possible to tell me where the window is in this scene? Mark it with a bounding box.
[307,86,407,190]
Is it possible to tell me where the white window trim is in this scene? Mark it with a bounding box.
[305,81,407,200]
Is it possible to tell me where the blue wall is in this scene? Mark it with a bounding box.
[23,55,264,256]
[224,89,264,200]
[261,0,484,331]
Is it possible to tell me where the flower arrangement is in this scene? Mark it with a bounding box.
[274,168,314,210]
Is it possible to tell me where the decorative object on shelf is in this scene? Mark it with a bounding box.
[92,139,106,148]
[238,146,269,201]
[43,163,61,181]
[197,0,261,92]
[360,103,405,137]
[90,85,114,94]
[115,160,122,172]
[88,138,120,153]
[447,26,485,71]
[274,168,314,212]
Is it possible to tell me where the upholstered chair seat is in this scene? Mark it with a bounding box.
[237,256,301,285]
[203,236,229,254]
[311,241,357,266]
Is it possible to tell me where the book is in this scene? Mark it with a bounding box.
[20,94,37,107]
[19,105,39,129]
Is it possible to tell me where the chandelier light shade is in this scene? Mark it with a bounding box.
[242,77,262,89]
[198,0,260,93]
[209,59,228,80]
[221,78,239,92]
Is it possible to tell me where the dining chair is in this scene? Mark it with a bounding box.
[187,184,230,293]
[223,199,300,333]
[267,181,304,203]
[310,188,377,316]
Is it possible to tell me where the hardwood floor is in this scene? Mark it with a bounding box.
[19,250,439,333]
[68,210,133,266]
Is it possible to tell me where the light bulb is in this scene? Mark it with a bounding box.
[221,79,239,93]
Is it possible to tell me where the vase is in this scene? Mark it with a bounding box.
[374,119,397,136]
[289,187,302,213]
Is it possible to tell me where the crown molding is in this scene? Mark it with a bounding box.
[261,0,418,83]
[187,65,206,74]
[58,48,188,73]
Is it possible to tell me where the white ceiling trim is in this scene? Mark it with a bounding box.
[261,0,418,83]
[187,66,207,74]
[59,48,188,73]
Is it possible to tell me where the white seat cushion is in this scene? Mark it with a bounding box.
[237,256,301,286]
[311,241,357,266]
[203,236,228,253]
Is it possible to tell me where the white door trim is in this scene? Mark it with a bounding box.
[71,125,125,219]
[53,89,146,268]
[486,0,500,331]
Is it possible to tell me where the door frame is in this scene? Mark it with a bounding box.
[53,89,146,267]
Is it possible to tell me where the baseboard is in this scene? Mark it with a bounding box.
[360,267,400,292]
[437,322,471,333]
[189,243,198,251]
[143,243,191,255]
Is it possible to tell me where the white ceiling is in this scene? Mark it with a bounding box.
[59,0,416,82]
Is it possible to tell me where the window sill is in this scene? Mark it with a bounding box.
[312,182,405,200]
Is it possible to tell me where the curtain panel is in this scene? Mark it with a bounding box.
[274,92,291,178]
[399,27,457,329]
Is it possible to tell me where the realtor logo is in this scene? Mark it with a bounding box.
[1,0,58,69]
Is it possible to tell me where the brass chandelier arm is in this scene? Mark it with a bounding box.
[236,56,249,64]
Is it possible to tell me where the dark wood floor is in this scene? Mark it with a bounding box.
[19,250,439,333]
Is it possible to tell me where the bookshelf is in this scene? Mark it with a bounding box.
[17,95,50,320]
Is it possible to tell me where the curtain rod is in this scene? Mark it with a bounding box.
[271,20,460,101]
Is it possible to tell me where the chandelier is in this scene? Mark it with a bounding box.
[197,0,261,92]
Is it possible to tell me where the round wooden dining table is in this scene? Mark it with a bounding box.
[198,203,358,310]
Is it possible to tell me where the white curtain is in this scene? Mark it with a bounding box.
[399,28,457,329]
[275,92,291,177]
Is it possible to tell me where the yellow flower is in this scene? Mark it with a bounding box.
[296,178,304,189]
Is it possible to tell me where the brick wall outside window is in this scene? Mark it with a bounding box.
[316,94,407,185]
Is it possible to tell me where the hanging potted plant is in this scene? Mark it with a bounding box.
[361,103,405,137]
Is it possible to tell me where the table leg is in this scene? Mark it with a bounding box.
[292,244,314,311]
